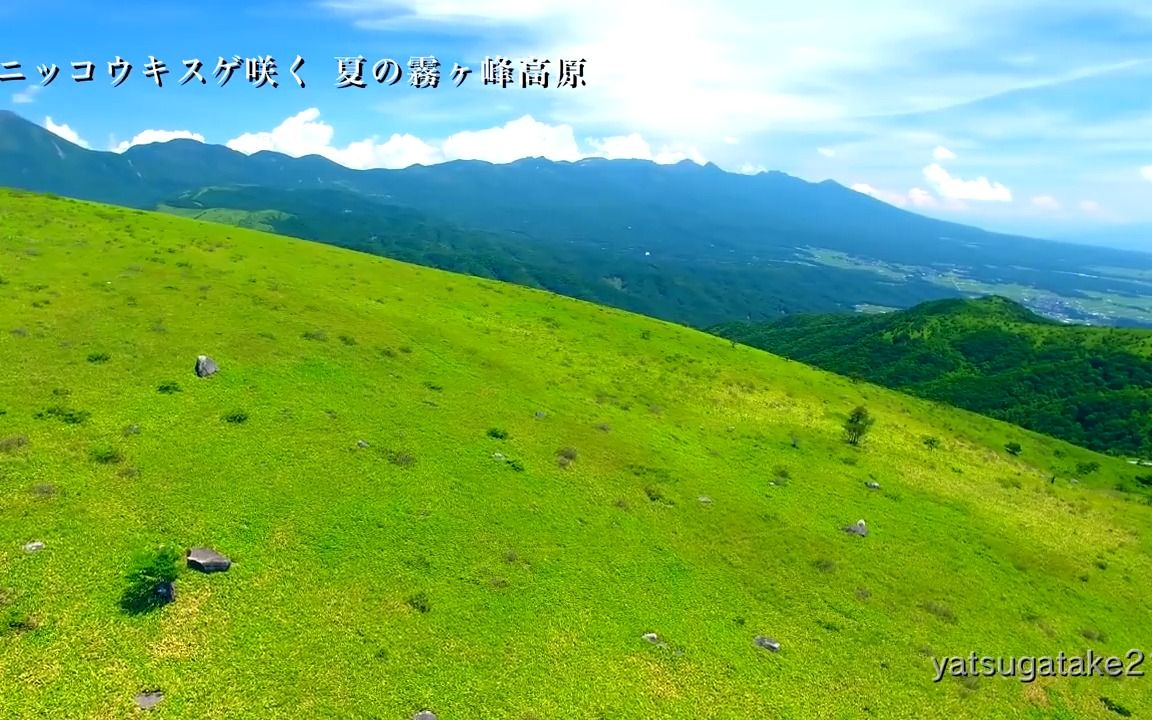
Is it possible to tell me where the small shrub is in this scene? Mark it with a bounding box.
[855,587,872,601]
[423,381,443,392]
[812,558,836,573]
[120,545,180,614]
[843,406,874,446]
[557,447,578,462]
[921,601,957,624]
[302,329,328,342]
[1080,628,1107,643]
[503,549,519,564]
[222,410,249,424]
[157,381,182,394]
[1005,442,1022,456]
[596,423,611,433]
[399,345,413,354]
[922,436,940,450]
[1075,461,1100,476]
[51,388,71,397]
[338,334,357,346]
[506,458,525,472]
[487,428,509,440]
[89,446,124,464]
[387,450,417,468]
[0,436,28,454]
[406,592,431,613]
[87,352,111,363]
[28,405,73,422]
[1101,697,1132,717]
[644,485,665,503]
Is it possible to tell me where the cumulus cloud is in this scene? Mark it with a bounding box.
[1141,165,1152,181]
[1030,195,1060,210]
[113,129,206,153]
[737,163,768,175]
[43,116,89,149]
[932,145,957,160]
[226,108,443,169]
[851,183,965,210]
[922,162,1012,202]
[817,147,836,158]
[225,108,706,169]
[12,85,40,105]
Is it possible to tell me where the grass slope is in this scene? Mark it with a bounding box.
[0,190,1150,719]
[712,296,1152,457]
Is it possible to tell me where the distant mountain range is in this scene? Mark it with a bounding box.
[3,109,1152,327]
[713,296,1152,457]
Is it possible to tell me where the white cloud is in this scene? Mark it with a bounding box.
[226,108,444,169]
[932,145,957,161]
[585,132,706,165]
[1140,165,1152,181]
[817,147,836,158]
[42,116,89,149]
[907,187,938,208]
[113,129,206,153]
[324,0,1132,143]
[225,108,706,169]
[851,183,910,207]
[444,115,583,163]
[922,162,1012,202]
[1030,195,1060,210]
[12,85,40,105]
[737,163,768,175]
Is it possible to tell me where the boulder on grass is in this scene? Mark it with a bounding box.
[186,547,231,573]
[843,519,869,537]
[754,635,781,652]
[194,355,219,378]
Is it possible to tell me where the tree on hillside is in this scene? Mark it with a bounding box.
[843,406,875,446]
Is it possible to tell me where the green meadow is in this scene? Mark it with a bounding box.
[0,189,1149,719]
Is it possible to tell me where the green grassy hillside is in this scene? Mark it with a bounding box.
[1,190,1150,719]
[712,296,1152,458]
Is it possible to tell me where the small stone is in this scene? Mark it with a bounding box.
[843,519,869,537]
[186,547,231,573]
[534,411,548,419]
[356,439,370,449]
[492,452,505,460]
[698,496,712,504]
[865,481,881,490]
[194,355,219,378]
[412,711,437,720]
[642,632,661,644]
[754,635,781,652]
[134,690,164,710]
[154,581,175,604]
[23,540,45,553]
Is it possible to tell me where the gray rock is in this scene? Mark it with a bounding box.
[534,411,548,419]
[187,547,231,573]
[642,632,661,644]
[865,481,881,490]
[134,690,164,710]
[843,519,869,537]
[492,452,505,460]
[754,635,781,652]
[356,439,370,449]
[698,496,712,504]
[23,540,45,553]
[412,712,437,720]
[154,581,175,603]
[194,355,219,378]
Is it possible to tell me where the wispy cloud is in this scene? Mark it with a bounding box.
[11,84,40,105]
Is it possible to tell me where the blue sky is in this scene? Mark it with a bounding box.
[4,0,1152,239]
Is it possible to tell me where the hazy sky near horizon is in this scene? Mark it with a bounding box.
[4,1,1152,238]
